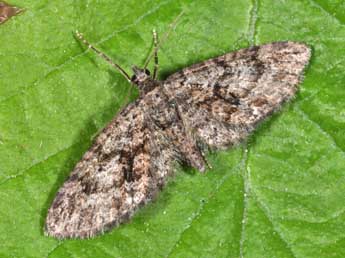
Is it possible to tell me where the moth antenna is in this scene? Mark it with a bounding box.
[143,10,185,70]
[152,29,159,79]
[75,30,131,83]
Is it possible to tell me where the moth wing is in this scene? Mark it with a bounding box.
[45,93,173,239]
[164,41,311,148]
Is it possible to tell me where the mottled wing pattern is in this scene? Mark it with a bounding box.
[45,88,175,239]
[163,42,311,148]
[46,41,311,239]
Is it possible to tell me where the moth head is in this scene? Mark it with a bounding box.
[131,66,151,84]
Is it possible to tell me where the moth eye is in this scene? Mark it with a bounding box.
[145,69,151,75]
[131,75,137,81]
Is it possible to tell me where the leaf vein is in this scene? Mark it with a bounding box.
[45,241,64,258]
[239,145,250,258]
[246,147,297,257]
[165,158,244,257]
[0,143,77,187]
[295,106,345,154]
[308,0,345,26]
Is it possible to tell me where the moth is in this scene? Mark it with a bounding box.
[45,26,311,239]
[0,1,23,24]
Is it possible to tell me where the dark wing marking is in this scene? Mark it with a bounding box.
[163,42,311,148]
[45,88,175,239]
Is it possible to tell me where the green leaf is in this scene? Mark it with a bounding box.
[1,0,344,257]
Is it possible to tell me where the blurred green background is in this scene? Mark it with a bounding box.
[0,0,345,257]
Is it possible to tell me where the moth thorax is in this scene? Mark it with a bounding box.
[131,66,157,94]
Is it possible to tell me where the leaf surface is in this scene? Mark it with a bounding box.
[0,0,344,257]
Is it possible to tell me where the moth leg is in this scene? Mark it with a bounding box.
[152,29,159,80]
[75,31,131,83]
